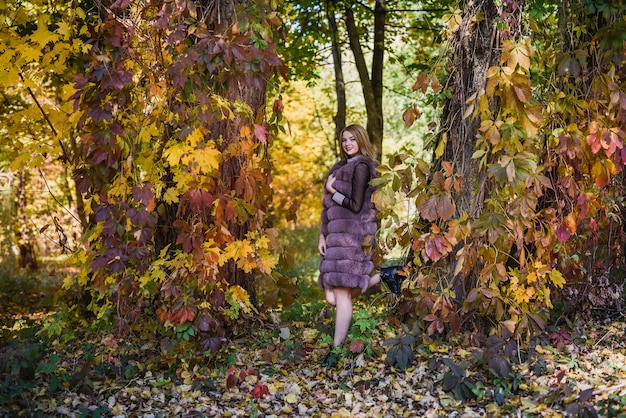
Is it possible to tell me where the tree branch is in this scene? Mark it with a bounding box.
[19,72,70,164]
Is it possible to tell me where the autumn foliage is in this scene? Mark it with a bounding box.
[2,0,626,367]
[64,0,288,353]
[376,1,626,342]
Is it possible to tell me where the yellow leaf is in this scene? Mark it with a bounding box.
[512,285,534,304]
[194,147,221,174]
[371,185,395,211]
[20,45,42,62]
[62,275,75,290]
[30,14,59,47]
[15,7,29,25]
[549,269,566,288]
[186,127,204,147]
[435,132,447,158]
[56,20,71,40]
[226,240,251,262]
[228,285,251,313]
[502,320,517,334]
[240,125,252,139]
[284,392,298,404]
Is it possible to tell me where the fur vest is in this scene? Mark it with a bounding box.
[319,156,378,294]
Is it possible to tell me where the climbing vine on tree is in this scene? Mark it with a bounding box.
[375,0,626,342]
[69,0,287,355]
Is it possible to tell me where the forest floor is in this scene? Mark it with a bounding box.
[1,267,626,417]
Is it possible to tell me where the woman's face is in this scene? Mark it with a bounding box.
[341,130,360,157]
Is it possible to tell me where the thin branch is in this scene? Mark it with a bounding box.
[593,381,626,396]
[38,168,84,228]
[19,72,71,164]
[387,8,449,13]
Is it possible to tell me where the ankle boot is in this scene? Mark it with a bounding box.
[321,350,340,369]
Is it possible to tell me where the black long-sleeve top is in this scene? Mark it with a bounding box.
[331,162,371,213]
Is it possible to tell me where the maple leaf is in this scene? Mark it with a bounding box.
[227,285,252,314]
[30,14,60,47]
[20,46,43,62]
[162,187,179,204]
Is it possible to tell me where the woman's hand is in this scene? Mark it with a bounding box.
[325,174,337,194]
[318,234,327,256]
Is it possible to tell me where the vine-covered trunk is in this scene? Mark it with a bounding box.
[214,82,268,306]
[436,0,500,302]
[196,0,270,305]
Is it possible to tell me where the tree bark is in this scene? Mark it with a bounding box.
[195,0,270,306]
[436,0,499,301]
[327,0,346,152]
[371,0,385,160]
[15,170,38,270]
[343,0,386,162]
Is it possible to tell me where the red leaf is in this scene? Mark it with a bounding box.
[448,313,461,335]
[110,0,130,9]
[254,124,268,143]
[272,99,284,114]
[437,195,455,220]
[556,223,571,243]
[251,382,269,399]
[349,340,366,353]
[226,373,237,389]
[213,290,226,307]
[419,195,440,222]
[419,193,455,222]
[424,234,451,262]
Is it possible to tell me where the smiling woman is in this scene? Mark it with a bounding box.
[317,124,381,368]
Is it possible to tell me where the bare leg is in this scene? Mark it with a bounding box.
[368,273,380,289]
[325,287,336,306]
[333,287,353,346]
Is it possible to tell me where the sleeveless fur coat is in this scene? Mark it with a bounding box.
[318,156,378,294]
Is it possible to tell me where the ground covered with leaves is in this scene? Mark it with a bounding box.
[2,281,626,418]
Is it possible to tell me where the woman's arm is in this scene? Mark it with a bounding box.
[332,162,370,213]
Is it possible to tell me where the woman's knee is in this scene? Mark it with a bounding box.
[333,287,353,303]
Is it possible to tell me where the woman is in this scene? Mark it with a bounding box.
[318,124,380,369]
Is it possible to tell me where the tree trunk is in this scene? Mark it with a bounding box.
[327,0,346,153]
[15,170,38,270]
[436,0,500,301]
[196,0,270,306]
[69,134,88,231]
[344,0,386,162]
[371,0,385,161]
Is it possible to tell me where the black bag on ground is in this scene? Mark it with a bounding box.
[380,265,405,296]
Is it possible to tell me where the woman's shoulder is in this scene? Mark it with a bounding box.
[353,156,378,170]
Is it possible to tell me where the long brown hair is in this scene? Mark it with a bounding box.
[339,124,376,160]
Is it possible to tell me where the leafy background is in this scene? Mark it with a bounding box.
[2,0,626,416]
